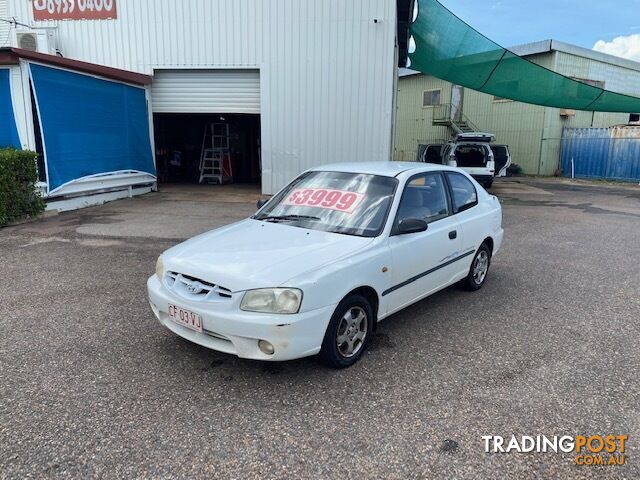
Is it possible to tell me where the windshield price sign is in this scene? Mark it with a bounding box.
[283,188,365,214]
[33,0,118,20]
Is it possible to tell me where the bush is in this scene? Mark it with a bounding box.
[0,148,46,226]
[507,163,524,176]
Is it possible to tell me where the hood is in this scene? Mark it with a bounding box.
[163,219,374,292]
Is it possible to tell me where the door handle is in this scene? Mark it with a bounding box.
[449,230,457,240]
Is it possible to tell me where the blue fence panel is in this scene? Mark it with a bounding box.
[561,127,640,182]
[610,136,640,181]
[0,69,21,148]
[30,64,155,192]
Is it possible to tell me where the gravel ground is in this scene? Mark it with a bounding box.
[1,179,639,479]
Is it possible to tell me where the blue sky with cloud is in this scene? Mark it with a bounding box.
[440,0,640,60]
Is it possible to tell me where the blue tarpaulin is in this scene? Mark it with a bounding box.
[30,64,155,192]
[0,69,21,148]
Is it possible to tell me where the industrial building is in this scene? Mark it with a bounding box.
[394,40,640,176]
[0,0,412,210]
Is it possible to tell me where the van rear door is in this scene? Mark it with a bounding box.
[491,145,512,177]
[424,144,444,164]
[418,144,444,164]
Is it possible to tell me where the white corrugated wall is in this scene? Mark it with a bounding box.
[7,0,398,193]
[0,0,11,47]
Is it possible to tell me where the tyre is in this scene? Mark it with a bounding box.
[463,243,492,291]
[319,294,373,368]
[483,180,493,189]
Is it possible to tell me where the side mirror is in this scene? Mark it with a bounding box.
[256,198,269,209]
[397,218,428,235]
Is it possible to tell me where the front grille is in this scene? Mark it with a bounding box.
[165,271,233,301]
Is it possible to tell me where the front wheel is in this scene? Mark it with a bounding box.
[463,244,492,291]
[319,295,373,368]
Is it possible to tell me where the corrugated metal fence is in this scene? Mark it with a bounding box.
[561,126,640,181]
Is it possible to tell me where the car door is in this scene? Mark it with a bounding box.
[444,171,483,278]
[385,172,462,314]
[421,144,444,164]
[491,145,512,177]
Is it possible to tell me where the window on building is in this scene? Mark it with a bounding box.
[422,89,441,107]
[629,113,640,123]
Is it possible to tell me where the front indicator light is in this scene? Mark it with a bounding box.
[240,288,303,314]
[155,255,165,279]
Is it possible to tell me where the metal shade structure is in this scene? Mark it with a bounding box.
[409,0,640,113]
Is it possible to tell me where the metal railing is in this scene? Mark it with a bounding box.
[432,103,481,133]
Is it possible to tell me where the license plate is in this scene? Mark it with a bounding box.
[168,304,203,333]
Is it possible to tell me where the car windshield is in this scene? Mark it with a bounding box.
[253,171,398,237]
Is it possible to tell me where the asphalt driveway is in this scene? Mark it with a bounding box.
[1,179,639,479]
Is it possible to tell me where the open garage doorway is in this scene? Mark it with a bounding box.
[154,113,261,185]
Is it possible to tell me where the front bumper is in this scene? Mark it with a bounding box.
[147,275,336,361]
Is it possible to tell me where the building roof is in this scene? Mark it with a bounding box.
[509,40,640,72]
[0,47,153,85]
[399,67,420,77]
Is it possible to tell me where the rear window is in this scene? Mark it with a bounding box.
[454,144,489,168]
[445,172,478,213]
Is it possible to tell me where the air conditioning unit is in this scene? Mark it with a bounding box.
[12,28,58,55]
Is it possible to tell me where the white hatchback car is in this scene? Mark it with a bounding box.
[148,162,503,368]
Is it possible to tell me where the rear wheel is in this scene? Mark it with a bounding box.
[483,180,493,189]
[463,244,492,291]
[319,295,372,368]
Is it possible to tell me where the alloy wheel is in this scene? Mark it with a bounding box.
[336,307,368,358]
[473,250,490,285]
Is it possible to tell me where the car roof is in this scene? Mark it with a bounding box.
[455,132,495,142]
[308,161,452,178]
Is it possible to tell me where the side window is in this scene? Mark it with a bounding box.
[396,173,450,225]
[446,172,478,213]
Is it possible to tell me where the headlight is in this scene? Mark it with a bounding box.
[240,288,303,314]
[155,255,164,279]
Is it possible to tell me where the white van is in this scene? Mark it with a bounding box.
[441,133,496,188]
[419,134,512,188]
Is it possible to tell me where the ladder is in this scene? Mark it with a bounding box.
[199,123,233,184]
[199,149,224,184]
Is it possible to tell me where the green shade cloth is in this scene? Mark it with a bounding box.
[409,0,640,113]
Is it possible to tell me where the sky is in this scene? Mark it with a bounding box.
[440,0,640,61]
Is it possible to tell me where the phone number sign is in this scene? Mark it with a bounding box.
[33,0,117,20]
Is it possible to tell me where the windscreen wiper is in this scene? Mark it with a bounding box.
[259,214,321,223]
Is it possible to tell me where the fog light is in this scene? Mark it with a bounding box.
[258,340,275,355]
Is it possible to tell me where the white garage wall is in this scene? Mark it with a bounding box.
[0,1,10,47]
[7,0,398,193]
